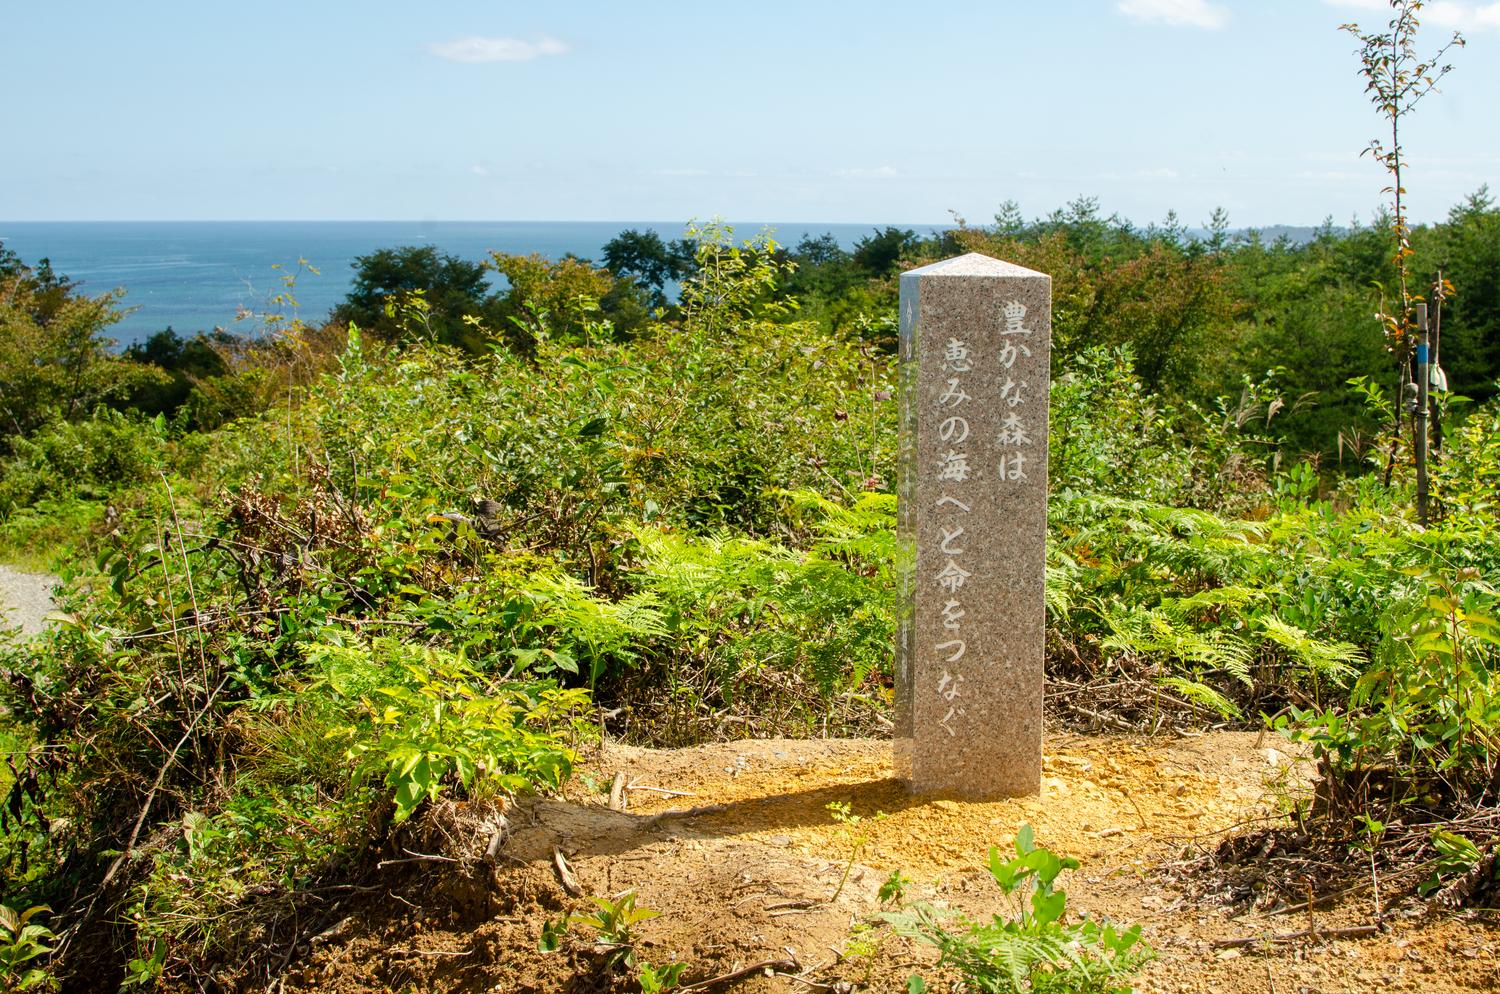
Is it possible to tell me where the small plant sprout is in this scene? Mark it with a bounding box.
[878,869,912,906]
[538,890,688,990]
[841,922,883,987]
[577,890,658,967]
[119,941,167,992]
[1355,814,1386,849]
[826,800,886,903]
[637,960,688,993]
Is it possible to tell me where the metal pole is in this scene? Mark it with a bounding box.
[1431,270,1444,456]
[1415,302,1430,525]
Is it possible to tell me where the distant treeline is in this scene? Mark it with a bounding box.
[3,190,1498,454]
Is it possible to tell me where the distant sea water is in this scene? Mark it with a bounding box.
[0,221,943,345]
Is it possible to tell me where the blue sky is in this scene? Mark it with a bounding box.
[3,0,1497,227]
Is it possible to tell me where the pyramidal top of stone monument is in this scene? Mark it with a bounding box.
[902,252,1049,279]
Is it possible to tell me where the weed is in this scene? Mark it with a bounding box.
[540,891,687,991]
[884,825,1152,994]
[878,869,912,905]
[826,801,885,903]
[0,904,56,993]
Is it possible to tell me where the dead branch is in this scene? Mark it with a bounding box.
[1212,924,1379,949]
[679,957,803,992]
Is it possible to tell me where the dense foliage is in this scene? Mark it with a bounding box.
[1,193,1499,988]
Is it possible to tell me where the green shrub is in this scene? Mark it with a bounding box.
[624,490,896,696]
[0,904,56,992]
[1276,568,1500,821]
[319,639,589,822]
[885,825,1152,994]
[1051,346,1278,511]
[0,411,165,516]
[1434,392,1500,519]
[0,497,101,571]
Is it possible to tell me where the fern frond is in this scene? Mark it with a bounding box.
[1045,563,1077,618]
[1168,585,1265,618]
[1156,676,1243,720]
[955,925,1082,990]
[1258,615,1363,683]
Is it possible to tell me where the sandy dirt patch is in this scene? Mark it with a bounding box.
[0,565,56,639]
[278,733,1499,994]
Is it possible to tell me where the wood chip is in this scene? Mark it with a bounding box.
[609,771,627,812]
[485,816,510,860]
[552,847,584,897]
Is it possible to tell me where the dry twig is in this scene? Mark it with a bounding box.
[1212,924,1379,949]
[679,956,802,992]
[609,771,627,812]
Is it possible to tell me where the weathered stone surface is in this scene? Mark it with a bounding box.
[895,253,1051,797]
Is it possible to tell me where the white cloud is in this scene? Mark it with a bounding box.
[426,36,568,63]
[1324,0,1500,30]
[471,164,490,176]
[1117,0,1229,29]
[1426,2,1500,31]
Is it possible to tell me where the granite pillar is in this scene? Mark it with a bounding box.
[895,253,1051,797]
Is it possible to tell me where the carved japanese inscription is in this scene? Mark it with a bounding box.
[895,253,1051,797]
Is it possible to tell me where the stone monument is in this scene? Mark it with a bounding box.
[895,253,1051,797]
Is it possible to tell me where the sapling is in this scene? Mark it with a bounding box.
[1339,0,1463,514]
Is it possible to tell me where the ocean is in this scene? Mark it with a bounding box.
[0,220,941,345]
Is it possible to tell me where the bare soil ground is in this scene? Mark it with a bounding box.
[280,733,1499,994]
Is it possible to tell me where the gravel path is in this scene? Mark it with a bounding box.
[0,565,57,638]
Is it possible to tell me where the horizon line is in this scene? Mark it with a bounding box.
[0,217,1376,234]
[0,217,953,227]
